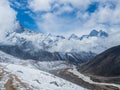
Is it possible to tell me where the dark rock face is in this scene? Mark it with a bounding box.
[0,45,95,64]
[54,52,95,64]
[79,45,120,77]
[0,45,55,61]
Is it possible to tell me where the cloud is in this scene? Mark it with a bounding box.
[29,0,52,12]
[81,0,120,34]
[0,0,17,41]
[57,0,91,10]
[29,0,91,12]
[92,1,120,24]
[36,12,84,36]
[53,4,74,15]
[27,0,120,36]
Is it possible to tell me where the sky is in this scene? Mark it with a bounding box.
[0,0,120,36]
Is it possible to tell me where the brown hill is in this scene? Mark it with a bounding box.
[79,45,120,77]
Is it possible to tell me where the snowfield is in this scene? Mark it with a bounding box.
[0,63,87,90]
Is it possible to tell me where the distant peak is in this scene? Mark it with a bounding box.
[89,29,108,37]
[68,34,79,40]
[56,35,65,39]
[98,30,108,37]
[89,29,99,36]
[80,29,108,40]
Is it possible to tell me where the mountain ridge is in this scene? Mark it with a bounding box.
[79,45,120,77]
[2,27,109,54]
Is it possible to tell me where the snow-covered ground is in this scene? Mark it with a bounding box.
[0,51,71,71]
[0,63,87,90]
[68,68,120,89]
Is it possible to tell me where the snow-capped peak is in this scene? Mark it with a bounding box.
[0,28,110,54]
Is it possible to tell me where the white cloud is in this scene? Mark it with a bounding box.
[29,0,91,12]
[92,3,120,24]
[28,0,120,36]
[67,0,120,35]
[37,13,67,34]
[58,0,91,10]
[53,4,73,15]
[29,0,52,12]
[0,0,17,41]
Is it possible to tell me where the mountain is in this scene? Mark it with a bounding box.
[0,50,72,72]
[68,30,108,40]
[89,30,99,36]
[53,45,120,90]
[3,28,109,54]
[0,45,95,64]
[0,27,111,65]
[79,45,120,77]
[0,28,112,65]
[0,49,118,90]
[98,30,109,37]
[80,30,108,40]
[56,35,65,39]
[0,26,119,90]
[68,34,80,40]
[0,63,86,90]
[0,26,99,65]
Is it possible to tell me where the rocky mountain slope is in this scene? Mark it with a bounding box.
[79,45,120,77]
[0,44,95,65]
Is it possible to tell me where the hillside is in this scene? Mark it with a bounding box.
[0,63,86,90]
[79,45,120,77]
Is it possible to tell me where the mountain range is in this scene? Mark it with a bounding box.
[0,27,109,65]
[0,26,120,90]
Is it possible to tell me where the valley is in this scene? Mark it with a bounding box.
[0,29,119,90]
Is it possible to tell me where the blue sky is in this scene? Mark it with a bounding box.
[9,0,38,31]
[5,0,120,35]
